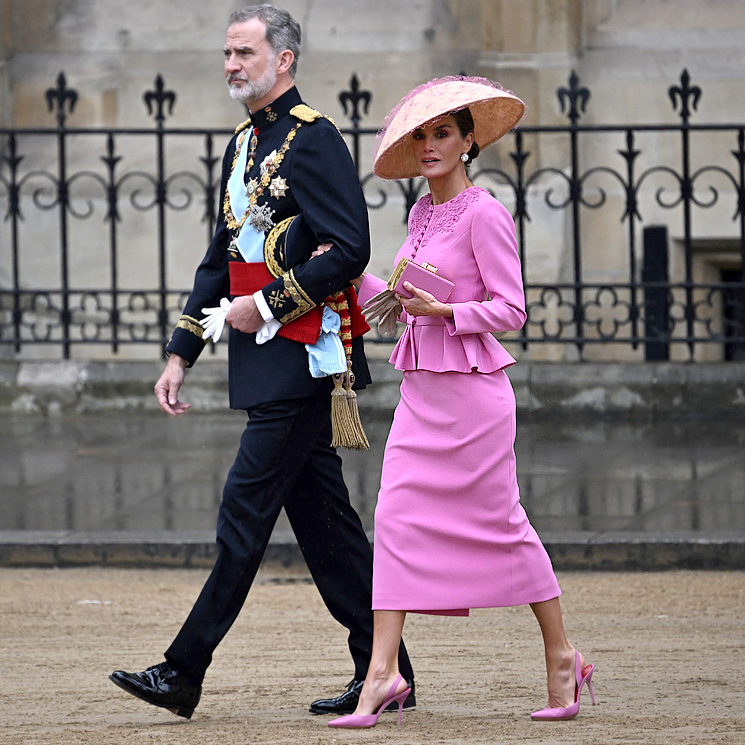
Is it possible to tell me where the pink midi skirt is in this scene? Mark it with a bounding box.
[372,368,561,615]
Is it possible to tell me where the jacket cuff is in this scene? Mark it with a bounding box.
[254,290,274,322]
[165,319,207,366]
[261,270,317,324]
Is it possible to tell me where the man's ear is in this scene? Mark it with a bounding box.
[276,50,294,75]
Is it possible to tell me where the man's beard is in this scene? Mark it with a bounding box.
[227,61,277,105]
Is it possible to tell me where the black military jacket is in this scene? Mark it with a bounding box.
[166,86,371,409]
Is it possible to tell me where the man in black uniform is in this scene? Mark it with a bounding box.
[109,3,414,720]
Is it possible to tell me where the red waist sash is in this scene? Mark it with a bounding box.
[230,262,322,344]
[229,262,369,345]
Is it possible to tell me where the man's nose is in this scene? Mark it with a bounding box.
[224,54,241,74]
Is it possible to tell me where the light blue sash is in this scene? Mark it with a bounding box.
[227,128,264,262]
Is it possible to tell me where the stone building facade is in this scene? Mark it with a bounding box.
[2,0,745,362]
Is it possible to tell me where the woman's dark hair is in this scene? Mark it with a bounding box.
[451,107,480,163]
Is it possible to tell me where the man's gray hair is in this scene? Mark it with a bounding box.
[229,5,301,78]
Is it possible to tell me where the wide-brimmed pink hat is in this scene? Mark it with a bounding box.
[373,75,525,180]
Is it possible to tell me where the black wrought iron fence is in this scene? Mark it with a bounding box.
[1,69,744,362]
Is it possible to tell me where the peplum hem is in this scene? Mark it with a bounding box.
[389,318,516,373]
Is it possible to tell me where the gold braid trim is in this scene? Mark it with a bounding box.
[277,268,315,323]
[175,315,204,338]
[324,114,342,134]
[336,297,353,345]
[222,128,250,231]
[234,116,252,134]
[264,216,295,279]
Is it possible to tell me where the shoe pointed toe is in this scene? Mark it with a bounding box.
[328,713,378,728]
[530,650,596,721]
[530,702,580,721]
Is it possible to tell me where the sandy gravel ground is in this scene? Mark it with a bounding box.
[1,567,743,745]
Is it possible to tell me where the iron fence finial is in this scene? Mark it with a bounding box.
[339,74,371,128]
[143,75,177,127]
[45,72,78,128]
[557,70,590,125]
[669,69,701,124]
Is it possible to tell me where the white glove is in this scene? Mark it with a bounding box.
[200,297,232,343]
[362,289,401,337]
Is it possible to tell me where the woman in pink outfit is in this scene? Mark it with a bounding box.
[327,77,595,729]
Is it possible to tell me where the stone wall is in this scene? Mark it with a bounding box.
[3,358,745,419]
[7,0,744,137]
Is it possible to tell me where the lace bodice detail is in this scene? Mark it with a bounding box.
[406,187,487,258]
[357,186,525,374]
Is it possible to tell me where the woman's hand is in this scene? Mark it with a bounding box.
[309,242,366,290]
[349,272,366,291]
[399,281,453,317]
[310,242,333,258]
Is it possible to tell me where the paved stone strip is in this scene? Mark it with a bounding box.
[0,530,743,570]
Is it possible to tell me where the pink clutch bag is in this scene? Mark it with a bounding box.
[387,258,454,302]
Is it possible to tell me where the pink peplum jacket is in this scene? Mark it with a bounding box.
[357,186,527,373]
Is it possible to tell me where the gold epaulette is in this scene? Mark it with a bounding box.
[290,104,341,134]
[291,104,321,122]
[234,116,252,134]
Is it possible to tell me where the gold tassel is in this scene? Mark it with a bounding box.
[344,369,370,451]
[331,372,359,449]
[328,290,370,451]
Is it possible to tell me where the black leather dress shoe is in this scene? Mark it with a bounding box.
[109,662,201,719]
[309,678,416,714]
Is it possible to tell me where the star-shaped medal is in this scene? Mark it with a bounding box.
[249,202,275,232]
[269,176,288,199]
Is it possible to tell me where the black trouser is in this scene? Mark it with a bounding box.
[165,395,413,684]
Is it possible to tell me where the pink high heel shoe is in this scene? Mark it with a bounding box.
[328,674,411,729]
[530,650,596,721]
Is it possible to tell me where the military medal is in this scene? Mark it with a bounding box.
[249,202,276,232]
[260,150,278,176]
[245,178,258,197]
[269,176,288,199]
[223,122,302,234]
